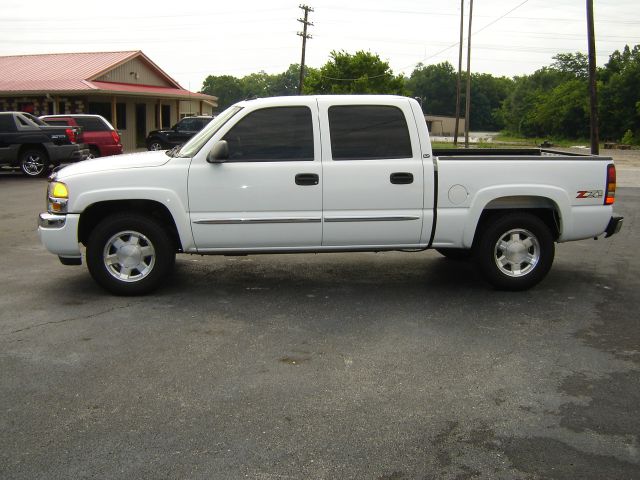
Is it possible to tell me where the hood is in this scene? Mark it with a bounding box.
[55,150,172,179]
[148,128,173,135]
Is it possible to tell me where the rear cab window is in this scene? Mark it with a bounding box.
[327,105,413,160]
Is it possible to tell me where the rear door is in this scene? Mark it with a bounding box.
[318,98,425,247]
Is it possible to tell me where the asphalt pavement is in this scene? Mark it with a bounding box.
[1,172,638,479]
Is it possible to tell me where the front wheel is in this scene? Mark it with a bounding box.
[20,148,49,177]
[86,214,175,295]
[474,213,555,291]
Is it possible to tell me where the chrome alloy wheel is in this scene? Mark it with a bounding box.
[149,142,163,151]
[103,230,156,282]
[22,153,46,176]
[493,228,540,277]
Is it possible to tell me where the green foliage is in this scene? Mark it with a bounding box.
[201,64,302,111]
[621,129,635,145]
[406,62,457,116]
[303,50,406,95]
[599,45,640,141]
[551,52,588,79]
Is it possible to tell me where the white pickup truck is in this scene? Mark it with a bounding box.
[38,95,622,295]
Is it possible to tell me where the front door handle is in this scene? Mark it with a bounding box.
[390,172,414,185]
[295,173,319,186]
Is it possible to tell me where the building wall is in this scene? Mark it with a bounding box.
[425,115,466,137]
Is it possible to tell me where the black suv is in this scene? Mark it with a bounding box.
[145,116,214,151]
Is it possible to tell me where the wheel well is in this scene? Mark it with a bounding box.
[18,144,47,158]
[474,206,560,246]
[78,200,183,252]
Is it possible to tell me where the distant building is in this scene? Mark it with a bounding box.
[425,115,466,137]
[0,51,217,152]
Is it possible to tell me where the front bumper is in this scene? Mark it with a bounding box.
[38,212,82,260]
[605,215,623,238]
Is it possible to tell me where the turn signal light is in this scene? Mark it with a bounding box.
[604,164,616,205]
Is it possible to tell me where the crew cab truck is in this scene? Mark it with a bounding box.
[38,95,623,295]
[0,111,88,176]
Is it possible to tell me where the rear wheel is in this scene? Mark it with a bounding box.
[87,147,100,159]
[147,139,165,151]
[20,148,49,177]
[86,214,175,295]
[474,213,555,291]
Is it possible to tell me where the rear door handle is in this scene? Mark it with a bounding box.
[295,173,319,186]
[390,172,413,184]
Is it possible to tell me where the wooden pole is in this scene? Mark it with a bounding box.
[464,0,474,148]
[587,0,599,155]
[454,0,464,146]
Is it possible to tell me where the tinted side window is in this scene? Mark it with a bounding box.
[177,118,198,130]
[223,107,313,162]
[42,120,70,127]
[0,114,15,131]
[328,105,412,160]
[75,117,109,131]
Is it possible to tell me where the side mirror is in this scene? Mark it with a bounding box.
[206,140,229,163]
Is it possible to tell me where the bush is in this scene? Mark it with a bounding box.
[621,129,635,145]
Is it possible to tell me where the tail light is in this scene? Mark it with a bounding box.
[110,130,121,144]
[604,164,616,205]
[65,128,77,144]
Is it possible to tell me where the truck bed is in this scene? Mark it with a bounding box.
[433,148,608,159]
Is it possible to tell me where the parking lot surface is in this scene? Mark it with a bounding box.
[1,173,638,479]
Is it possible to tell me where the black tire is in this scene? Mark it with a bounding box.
[147,139,166,151]
[435,247,472,261]
[86,214,175,295]
[473,212,555,291]
[87,147,100,159]
[20,148,50,177]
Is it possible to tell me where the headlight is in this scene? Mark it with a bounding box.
[47,181,69,214]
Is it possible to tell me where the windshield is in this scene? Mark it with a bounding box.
[175,106,242,157]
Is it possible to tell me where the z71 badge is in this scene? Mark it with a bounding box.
[576,190,603,199]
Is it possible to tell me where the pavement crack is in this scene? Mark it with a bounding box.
[2,304,132,335]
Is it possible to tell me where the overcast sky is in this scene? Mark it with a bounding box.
[2,0,639,91]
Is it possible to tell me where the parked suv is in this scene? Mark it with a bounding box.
[40,114,122,158]
[145,115,214,151]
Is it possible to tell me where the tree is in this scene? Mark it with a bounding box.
[303,50,406,95]
[200,75,244,111]
[406,62,457,116]
[551,52,589,79]
[599,45,640,141]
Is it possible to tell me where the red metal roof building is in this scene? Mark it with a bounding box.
[0,51,217,152]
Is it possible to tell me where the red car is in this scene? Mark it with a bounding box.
[40,114,123,158]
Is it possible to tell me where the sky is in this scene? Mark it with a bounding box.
[1,0,639,92]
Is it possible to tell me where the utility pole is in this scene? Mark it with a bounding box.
[454,0,464,146]
[464,0,474,148]
[586,0,599,154]
[297,4,314,95]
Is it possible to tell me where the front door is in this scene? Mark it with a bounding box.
[188,101,322,251]
[318,99,426,247]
